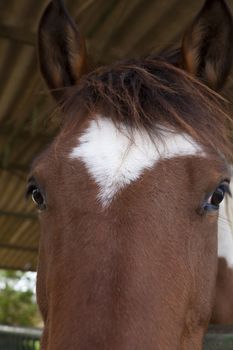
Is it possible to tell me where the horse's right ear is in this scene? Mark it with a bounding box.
[38,0,87,100]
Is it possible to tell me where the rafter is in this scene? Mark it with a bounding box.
[0,24,35,46]
[0,210,37,220]
[0,264,36,272]
[0,243,37,253]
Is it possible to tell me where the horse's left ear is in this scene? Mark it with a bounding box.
[182,0,233,90]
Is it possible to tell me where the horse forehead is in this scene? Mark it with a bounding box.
[69,116,205,207]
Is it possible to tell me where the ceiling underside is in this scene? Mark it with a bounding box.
[1,0,233,271]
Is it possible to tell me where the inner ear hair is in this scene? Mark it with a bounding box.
[38,0,87,100]
[182,0,233,90]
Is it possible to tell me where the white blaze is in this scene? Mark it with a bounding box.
[218,180,233,268]
[70,116,204,207]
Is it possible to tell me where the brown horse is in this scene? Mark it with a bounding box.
[28,0,233,348]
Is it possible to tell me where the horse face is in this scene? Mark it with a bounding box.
[30,0,233,348]
[31,127,230,349]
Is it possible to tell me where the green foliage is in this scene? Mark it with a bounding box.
[0,270,41,327]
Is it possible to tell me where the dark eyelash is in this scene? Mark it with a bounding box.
[25,177,38,198]
[25,184,37,199]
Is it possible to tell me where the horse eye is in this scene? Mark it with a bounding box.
[26,179,46,210]
[29,187,46,210]
[210,187,225,207]
[204,182,230,212]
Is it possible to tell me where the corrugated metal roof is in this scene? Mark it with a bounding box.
[1,0,233,271]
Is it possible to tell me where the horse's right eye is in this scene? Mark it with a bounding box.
[32,188,46,209]
[26,181,46,210]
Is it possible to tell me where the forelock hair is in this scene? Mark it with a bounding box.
[59,55,233,161]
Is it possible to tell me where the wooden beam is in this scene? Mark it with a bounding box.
[0,163,28,173]
[0,243,37,253]
[0,124,54,142]
[0,264,36,272]
[0,24,35,46]
[0,210,37,220]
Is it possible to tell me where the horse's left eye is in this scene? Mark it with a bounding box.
[204,182,230,212]
[210,187,225,207]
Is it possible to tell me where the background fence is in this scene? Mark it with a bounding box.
[0,324,233,349]
[204,325,233,350]
[0,325,42,350]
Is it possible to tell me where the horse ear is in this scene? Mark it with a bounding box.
[182,0,233,90]
[38,0,87,100]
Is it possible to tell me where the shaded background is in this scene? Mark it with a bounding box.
[1,0,233,271]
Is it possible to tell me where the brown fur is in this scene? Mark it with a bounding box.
[38,0,88,100]
[182,0,233,89]
[212,258,233,324]
[33,139,230,349]
[31,0,233,349]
